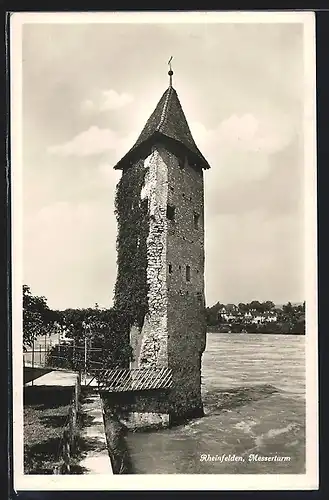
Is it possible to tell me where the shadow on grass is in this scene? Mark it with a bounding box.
[203,384,280,414]
[76,435,108,454]
[78,410,95,429]
[24,386,72,410]
[69,463,89,475]
[40,414,69,428]
[24,437,62,474]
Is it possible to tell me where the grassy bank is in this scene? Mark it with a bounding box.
[24,386,73,474]
[24,384,86,474]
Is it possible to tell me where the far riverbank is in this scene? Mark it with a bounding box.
[207,328,305,335]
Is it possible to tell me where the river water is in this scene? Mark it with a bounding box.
[126,333,306,474]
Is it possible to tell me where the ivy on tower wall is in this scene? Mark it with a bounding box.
[114,161,149,330]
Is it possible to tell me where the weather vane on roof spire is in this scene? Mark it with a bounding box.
[168,56,173,87]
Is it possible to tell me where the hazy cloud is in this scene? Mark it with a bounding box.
[47,126,118,156]
[24,199,118,309]
[47,125,138,158]
[205,211,304,305]
[81,89,134,113]
[191,110,296,189]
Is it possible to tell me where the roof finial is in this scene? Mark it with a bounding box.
[168,56,173,87]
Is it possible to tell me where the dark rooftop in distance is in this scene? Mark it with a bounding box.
[113,85,211,171]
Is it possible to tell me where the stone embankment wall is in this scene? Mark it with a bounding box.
[102,388,170,431]
[101,395,134,473]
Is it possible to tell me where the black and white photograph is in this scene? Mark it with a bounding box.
[11,11,318,491]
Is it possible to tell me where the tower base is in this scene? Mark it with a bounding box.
[101,389,204,431]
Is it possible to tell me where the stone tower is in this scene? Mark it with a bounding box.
[113,67,210,427]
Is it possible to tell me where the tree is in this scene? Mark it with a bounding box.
[263,301,275,311]
[88,308,133,368]
[249,300,262,312]
[48,306,133,370]
[282,301,292,311]
[59,308,92,341]
[23,285,57,347]
[205,302,223,327]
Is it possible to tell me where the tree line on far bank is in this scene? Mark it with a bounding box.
[22,285,306,355]
[206,300,305,334]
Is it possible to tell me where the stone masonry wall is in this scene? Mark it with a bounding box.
[127,145,206,424]
[102,389,170,430]
[162,148,207,420]
[136,148,169,368]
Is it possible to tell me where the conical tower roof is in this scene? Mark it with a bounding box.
[113,85,210,170]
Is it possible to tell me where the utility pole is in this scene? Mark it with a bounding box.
[82,320,87,385]
[31,338,35,386]
[84,334,87,386]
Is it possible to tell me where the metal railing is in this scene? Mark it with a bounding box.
[24,337,174,393]
[23,337,103,385]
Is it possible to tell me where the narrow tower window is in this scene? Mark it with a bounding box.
[186,265,191,282]
[167,205,175,221]
[168,264,173,274]
[141,198,148,213]
[193,212,200,229]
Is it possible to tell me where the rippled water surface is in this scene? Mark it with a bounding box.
[127,333,306,474]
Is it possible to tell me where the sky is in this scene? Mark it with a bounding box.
[21,17,306,310]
